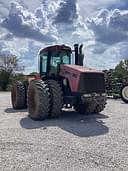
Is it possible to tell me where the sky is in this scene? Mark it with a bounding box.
[0,0,128,73]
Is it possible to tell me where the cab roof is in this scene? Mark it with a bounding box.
[40,45,72,54]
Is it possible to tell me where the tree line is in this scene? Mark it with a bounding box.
[103,59,128,96]
[0,53,128,91]
[104,59,128,87]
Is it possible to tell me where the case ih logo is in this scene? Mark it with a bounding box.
[62,69,78,78]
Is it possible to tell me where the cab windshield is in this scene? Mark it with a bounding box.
[40,50,71,75]
[50,51,70,67]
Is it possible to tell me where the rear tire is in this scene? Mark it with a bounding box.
[27,80,50,120]
[120,85,128,103]
[74,103,95,114]
[47,80,64,118]
[11,81,27,109]
[94,104,105,113]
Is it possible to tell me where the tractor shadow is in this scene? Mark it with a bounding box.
[20,110,109,137]
[5,108,27,113]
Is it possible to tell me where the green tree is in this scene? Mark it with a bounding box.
[114,59,128,82]
[0,54,24,91]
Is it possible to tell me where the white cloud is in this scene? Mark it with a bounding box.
[78,0,120,18]
[84,8,128,69]
[0,0,128,73]
[1,2,57,42]
[0,38,29,56]
[86,9,128,45]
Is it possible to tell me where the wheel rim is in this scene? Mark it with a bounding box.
[122,86,128,100]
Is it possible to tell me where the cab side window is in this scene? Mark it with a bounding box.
[40,53,48,73]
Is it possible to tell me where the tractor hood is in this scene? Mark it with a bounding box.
[60,64,104,75]
[60,64,105,93]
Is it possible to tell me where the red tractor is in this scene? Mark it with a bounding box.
[11,44,107,120]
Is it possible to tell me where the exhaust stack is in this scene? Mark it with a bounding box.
[74,44,79,65]
[74,44,84,66]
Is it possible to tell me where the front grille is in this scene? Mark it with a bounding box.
[78,72,105,94]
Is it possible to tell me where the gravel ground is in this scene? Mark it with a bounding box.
[0,92,128,171]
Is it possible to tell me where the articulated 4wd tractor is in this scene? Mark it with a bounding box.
[11,44,107,120]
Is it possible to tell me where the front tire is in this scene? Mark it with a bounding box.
[74,96,106,114]
[94,104,105,113]
[27,80,50,120]
[120,85,128,103]
[74,103,95,114]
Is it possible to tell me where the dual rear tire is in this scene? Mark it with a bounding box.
[27,80,64,120]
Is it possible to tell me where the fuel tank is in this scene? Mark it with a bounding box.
[60,64,105,94]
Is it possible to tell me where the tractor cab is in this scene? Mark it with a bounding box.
[39,44,84,77]
[39,45,72,77]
